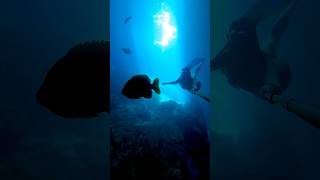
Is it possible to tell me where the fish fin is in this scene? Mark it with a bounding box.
[153,78,160,94]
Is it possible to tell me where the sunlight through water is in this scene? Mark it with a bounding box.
[153,3,177,51]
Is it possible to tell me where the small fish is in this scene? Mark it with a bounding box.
[121,75,160,99]
[122,48,131,55]
[124,16,132,24]
[37,41,110,118]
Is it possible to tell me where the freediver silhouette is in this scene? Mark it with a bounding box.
[162,58,210,102]
[211,1,298,97]
[211,0,320,129]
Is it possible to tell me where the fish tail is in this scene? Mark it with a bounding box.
[152,78,161,94]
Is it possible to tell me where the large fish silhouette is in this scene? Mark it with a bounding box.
[37,41,110,118]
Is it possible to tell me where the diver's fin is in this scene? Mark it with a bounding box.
[153,78,161,94]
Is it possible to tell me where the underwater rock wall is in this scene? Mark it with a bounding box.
[110,95,210,179]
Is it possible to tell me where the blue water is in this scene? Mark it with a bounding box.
[110,0,211,179]
[111,0,210,106]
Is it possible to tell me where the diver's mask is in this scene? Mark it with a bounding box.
[227,29,248,40]
[227,18,252,40]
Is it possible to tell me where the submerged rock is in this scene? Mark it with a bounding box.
[110,97,210,179]
[111,115,186,179]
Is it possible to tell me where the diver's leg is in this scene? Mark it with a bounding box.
[260,1,296,97]
[193,58,205,79]
[184,58,205,70]
[262,0,298,56]
[271,0,298,52]
[243,0,296,25]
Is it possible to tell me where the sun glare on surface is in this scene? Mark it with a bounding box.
[153,3,177,51]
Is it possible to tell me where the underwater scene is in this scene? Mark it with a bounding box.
[1,0,320,179]
[211,0,320,179]
[110,0,210,179]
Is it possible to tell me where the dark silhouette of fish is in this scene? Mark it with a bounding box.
[36,41,110,118]
[121,75,160,99]
[121,48,131,55]
[124,16,132,24]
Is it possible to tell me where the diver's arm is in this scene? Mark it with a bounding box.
[262,0,298,56]
[162,80,179,85]
[185,58,205,70]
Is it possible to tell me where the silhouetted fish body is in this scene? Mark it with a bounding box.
[121,75,160,99]
[37,41,110,118]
